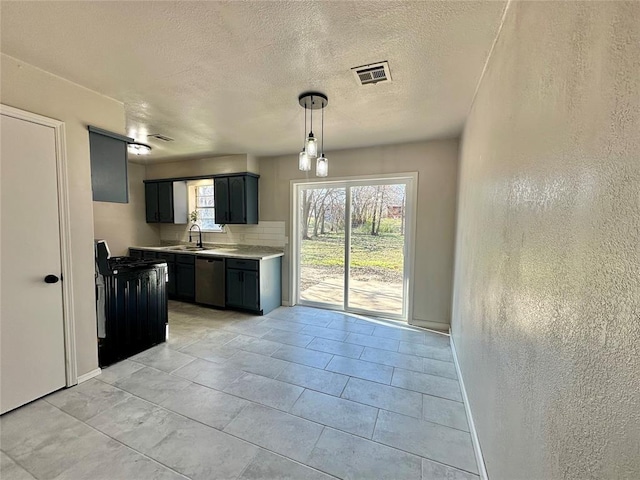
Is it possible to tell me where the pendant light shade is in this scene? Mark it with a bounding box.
[306,134,318,159]
[299,149,311,171]
[316,155,328,177]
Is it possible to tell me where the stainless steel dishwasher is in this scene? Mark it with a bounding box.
[195,257,225,307]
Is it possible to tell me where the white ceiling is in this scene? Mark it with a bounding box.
[1,1,506,163]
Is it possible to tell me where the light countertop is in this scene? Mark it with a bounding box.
[129,244,284,261]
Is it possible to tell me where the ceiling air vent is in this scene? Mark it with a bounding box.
[148,134,174,142]
[351,61,392,86]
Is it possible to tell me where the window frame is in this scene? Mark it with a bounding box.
[188,181,224,232]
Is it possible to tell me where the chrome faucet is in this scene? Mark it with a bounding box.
[188,224,203,248]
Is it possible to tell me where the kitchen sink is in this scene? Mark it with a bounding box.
[161,245,206,251]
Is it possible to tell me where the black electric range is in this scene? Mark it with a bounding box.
[95,240,168,367]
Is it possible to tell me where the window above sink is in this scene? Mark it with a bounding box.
[188,179,224,233]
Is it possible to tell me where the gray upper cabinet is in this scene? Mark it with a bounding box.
[214,177,229,223]
[88,126,133,203]
[145,182,159,222]
[145,180,188,223]
[214,174,259,224]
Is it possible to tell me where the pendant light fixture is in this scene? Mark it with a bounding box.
[298,102,311,171]
[316,104,328,177]
[298,92,328,176]
[299,148,311,171]
[306,103,318,160]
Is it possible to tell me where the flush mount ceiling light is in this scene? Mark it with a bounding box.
[127,142,152,155]
[298,92,328,177]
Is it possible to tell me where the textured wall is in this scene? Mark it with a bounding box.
[451,2,640,479]
[260,139,459,329]
[1,54,126,377]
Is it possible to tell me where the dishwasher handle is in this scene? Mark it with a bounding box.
[197,257,223,262]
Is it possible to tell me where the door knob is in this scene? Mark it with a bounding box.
[44,274,60,284]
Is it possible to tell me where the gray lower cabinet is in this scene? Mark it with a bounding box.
[143,250,158,260]
[129,249,189,300]
[176,254,195,300]
[157,253,176,297]
[129,248,281,315]
[226,267,259,311]
[225,257,281,315]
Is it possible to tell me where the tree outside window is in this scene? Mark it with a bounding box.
[195,185,223,231]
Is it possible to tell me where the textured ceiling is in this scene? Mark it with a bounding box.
[1,1,506,163]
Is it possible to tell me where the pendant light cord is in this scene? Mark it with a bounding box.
[321,105,324,154]
[303,101,307,147]
[310,96,313,135]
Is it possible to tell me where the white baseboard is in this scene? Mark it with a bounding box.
[450,335,488,480]
[77,368,101,384]
[281,300,292,307]
[410,318,449,332]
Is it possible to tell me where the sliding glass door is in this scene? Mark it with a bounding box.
[298,186,346,308]
[347,183,406,316]
[294,175,414,320]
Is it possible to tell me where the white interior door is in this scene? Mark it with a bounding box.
[1,113,67,414]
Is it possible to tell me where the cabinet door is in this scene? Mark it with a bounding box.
[214,177,229,224]
[166,263,176,297]
[176,263,195,299]
[228,176,246,224]
[242,270,260,311]
[145,183,158,222]
[89,129,129,203]
[226,268,244,307]
[157,181,174,223]
[244,175,259,224]
[158,253,176,297]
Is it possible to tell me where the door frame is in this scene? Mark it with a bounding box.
[1,104,77,386]
[290,172,418,323]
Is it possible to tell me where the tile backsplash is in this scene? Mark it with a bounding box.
[160,221,286,248]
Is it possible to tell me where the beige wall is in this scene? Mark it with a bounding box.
[145,154,258,180]
[451,2,640,479]
[260,139,459,329]
[1,54,126,376]
[93,162,160,255]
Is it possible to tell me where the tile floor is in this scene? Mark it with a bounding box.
[0,302,479,480]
